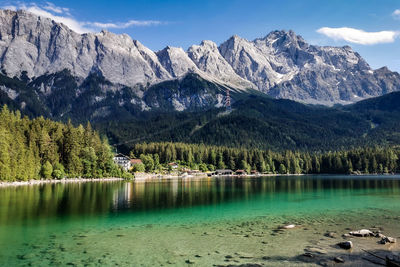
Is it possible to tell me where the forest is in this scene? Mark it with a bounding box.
[0,105,130,181]
[130,142,400,174]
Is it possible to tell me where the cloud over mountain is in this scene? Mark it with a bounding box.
[1,2,164,33]
[317,27,398,45]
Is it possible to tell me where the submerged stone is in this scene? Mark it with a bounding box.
[349,229,373,237]
[380,236,396,244]
[324,232,337,238]
[305,247,327,254]
[337,241,353,250]
[281,224,296,229]
[334,256,345,263]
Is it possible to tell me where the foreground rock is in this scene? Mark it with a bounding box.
[280,224,296,229]
[305,247,327,254]
[348,229,374,237]
[337,241,353,250]
[324,232,337,238]
[334,256,345,263]
[380,236,397,244]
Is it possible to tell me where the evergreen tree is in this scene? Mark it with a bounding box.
[41,161,53,179]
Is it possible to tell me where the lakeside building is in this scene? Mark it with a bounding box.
[168,162,179,169]
[130,159,143,166]
[113,153,131,171]
[214,169,233,175]
[235,170,246,175]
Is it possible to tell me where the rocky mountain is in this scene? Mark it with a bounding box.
[219,31,400,104]
[0,8,399,119]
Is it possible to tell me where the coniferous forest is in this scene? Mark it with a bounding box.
[1,102,400,181]
[0,106,130,181]
[131,142,400,174]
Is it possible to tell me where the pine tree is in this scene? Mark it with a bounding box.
[0,129,11,180]
[41,161,53,179]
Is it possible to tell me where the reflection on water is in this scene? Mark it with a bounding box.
[1,175,400,227]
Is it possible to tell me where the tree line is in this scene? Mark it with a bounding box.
[0,106,130,181]
[130,142,400,174]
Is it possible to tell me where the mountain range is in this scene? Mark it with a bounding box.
[2,9,400,152]
[1,9,400,119]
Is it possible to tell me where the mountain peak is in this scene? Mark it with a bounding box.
[156,46,198,78]
[199,40,218,49]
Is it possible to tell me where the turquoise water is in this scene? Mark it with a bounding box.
[1,175,400,266]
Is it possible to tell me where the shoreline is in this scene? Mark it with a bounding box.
[1,173,399,187]
[0,177,125,187]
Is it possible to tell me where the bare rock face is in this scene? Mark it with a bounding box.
[0,9,399,108]
[219,30,400,105]
[187,40,255,89]
[0,9,170,87]
[156,46,198,78]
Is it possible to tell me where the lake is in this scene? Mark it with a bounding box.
[0,175,399,266]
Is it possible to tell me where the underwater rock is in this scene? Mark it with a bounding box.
[324,232,337,238]
[337,241,353,250]
[380,236,396,244]
[281,224,296,229]
[305,247,327,254]
[375,232,385,238]
[349,229,373,237]
[334,256,345,263]
[302,252,314,258]
[17,253,35,260]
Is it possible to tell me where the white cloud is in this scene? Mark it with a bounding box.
[88,20,162,29]
[1,2,163,34]
[317,27,398,45]
[392,9,400,20]
[26,5,93,33]
[43,2,69,15]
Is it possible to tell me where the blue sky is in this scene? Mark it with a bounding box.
[3,0,400,71]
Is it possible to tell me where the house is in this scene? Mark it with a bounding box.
[113,153,131,171]
[235,169,246,175]
[130,159,143,165]
[251,170,259,175]
[215,169,233,175]
[168,162,179,169]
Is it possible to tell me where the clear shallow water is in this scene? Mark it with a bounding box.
[0,175,400,266]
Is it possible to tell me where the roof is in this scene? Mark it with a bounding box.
[114,153,130,159]
[130,159,142,164]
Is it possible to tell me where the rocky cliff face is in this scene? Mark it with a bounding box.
[218,30,398,104]
[0,9,399,112]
